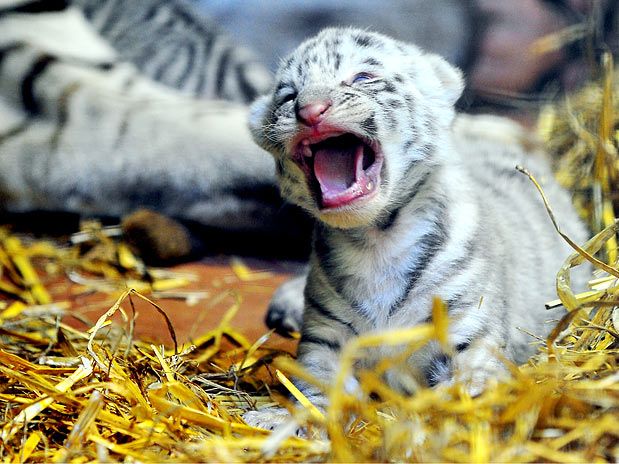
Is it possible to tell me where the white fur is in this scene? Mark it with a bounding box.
[0,4,279,232]
[245,28,589,429]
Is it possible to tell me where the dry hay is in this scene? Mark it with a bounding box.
[0,217,616,462]
[0,63,618,464]
[539,52,619,263]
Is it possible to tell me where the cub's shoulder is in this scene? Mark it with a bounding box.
[452,114,543,154]
[451,113,553,178]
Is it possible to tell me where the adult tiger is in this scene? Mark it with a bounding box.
[0,0,311,257]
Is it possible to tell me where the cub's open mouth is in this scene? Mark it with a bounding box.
[295,133,383,209]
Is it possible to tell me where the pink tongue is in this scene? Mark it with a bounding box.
[314,146,361,197]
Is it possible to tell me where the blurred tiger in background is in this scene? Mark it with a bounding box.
[0,0,615,263]
[0,0,314,260]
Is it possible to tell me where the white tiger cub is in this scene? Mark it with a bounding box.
[244,28,588,429]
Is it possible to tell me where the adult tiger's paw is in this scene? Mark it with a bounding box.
[121,209,194,264]
[243,407,306,436]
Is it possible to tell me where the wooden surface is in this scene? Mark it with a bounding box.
[50,256,302,353]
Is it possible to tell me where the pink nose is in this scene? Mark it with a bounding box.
[297,101,331,126]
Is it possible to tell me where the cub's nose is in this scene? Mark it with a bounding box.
[296,101,332,126]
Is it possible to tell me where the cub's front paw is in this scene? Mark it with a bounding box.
[266,273,307,335]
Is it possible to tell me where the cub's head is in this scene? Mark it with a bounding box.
[249,28,463,228]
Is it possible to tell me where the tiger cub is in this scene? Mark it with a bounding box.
[244,28,587,429]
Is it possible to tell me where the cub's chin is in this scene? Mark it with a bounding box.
[316,191,389,229]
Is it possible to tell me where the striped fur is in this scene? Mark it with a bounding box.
[244,28,588,430]
[73,0,272,102]
[0,0,282,233]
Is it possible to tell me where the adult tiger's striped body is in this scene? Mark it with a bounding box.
[73,0,271,102]
[0,0,302,244]
[244,28,588,430]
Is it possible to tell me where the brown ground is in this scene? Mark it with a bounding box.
[44,256,301,354]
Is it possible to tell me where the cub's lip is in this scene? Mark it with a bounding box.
[292,131,383,210]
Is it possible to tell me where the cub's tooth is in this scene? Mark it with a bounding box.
[354,144,365,179]
[367,181,373,191]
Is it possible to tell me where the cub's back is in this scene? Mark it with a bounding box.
[453,114,589,356]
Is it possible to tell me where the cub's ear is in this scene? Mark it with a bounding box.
[426,54,464,107]
[248,94,272,147]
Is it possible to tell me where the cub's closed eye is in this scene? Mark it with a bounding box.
[278,91,297,104]
[352,72,374,84]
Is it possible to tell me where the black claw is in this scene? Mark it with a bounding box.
[265,307,283,326]
[265,305,300,337]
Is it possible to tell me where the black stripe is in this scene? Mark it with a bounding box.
[353,33,374,48]
[98,0,123,37]
[377,207,400,231]
[312,226,371,318]
[342,228,367,249]
[5,0,68,13]
[79,1,98,19]
[445,291,478,314]
[112,107,134,151]
[472,172,546,286]
[442,226,482,312]
[360,115,377,137]
[423,353,451,387]
[158,10,177,31]
[96,62,114,71]
[448,233,478,273]
[456,342,470,352]
[0,44,23,69]
[142,3,161,21]
[313,225,339,283]
[402,145,428,177]
[445,293,483,318]
[376,170,432,231]
[152,42,182,82]
[175,42,196,90]
[275,81,293,93]
[236,63,263,103]
[214,47,233,97]
[383,80,397,93]
[403,140,415,152]
[387,98,404,109]
[22,55,56,114]
[334,53,342,70]
[50,82,79,152]
[363,57,381,67]
[388,208,449,316]
[0,121,30,144]
[132,41,160,71]
[444,293,461,312]
[384,111,398,130]
[299,332,341,351]
[274,158,285,176]
[280,55,294,72]
[305,293,359,336]
[122,74,137,92]
[195,34,217,94]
